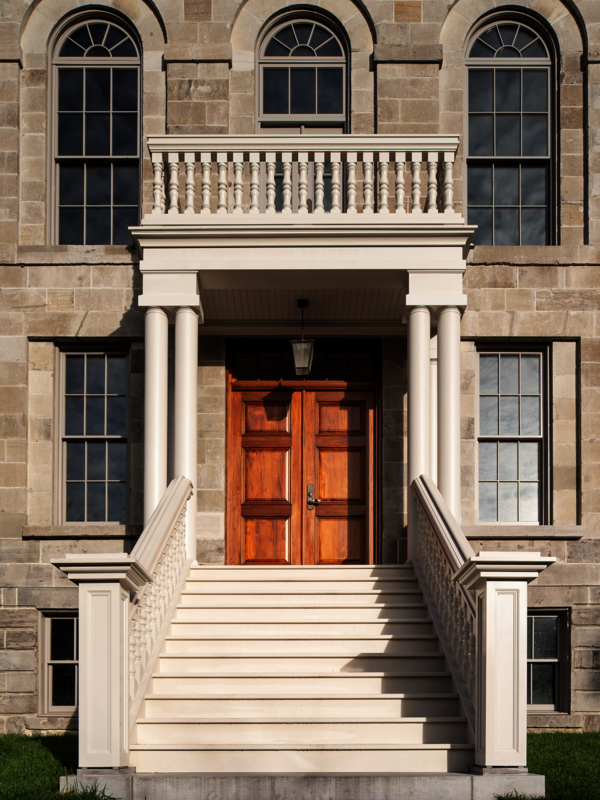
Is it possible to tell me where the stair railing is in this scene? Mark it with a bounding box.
[52,476,193,770]
[412,474,555,770]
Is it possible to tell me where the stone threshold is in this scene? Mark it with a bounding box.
[464,525,583,539]
[23,525,142,539]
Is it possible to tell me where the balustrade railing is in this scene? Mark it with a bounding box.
[145,135,459,218]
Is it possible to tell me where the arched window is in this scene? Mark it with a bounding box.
[52,18,140,245]
[466,19,553,246]
[258,18,347,131]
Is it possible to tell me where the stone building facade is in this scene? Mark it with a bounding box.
[0,0,599,739]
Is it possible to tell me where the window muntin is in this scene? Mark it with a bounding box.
[466,21,552,246]
[478,352,545,522]
[53,21,140,245]
[62,352,128,523]
[42,614,78,714]
[527,611,568,710]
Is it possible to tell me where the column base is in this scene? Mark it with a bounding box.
[469,766,528,775]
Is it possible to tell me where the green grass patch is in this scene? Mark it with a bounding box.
[496,732,600,800]
[0,734,112,800]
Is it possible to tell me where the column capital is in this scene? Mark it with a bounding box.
[434,304,466,320]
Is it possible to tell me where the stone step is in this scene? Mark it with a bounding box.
[174,603,429,621]
[168,619,434,636]
[134,717,469,745]
[189,566,414,580]
[150,671,454,695]
[177,592,424,608]
[156,653,447,674]
[143,693,460,718]
[162,634,441,655]
[183,579,420,592]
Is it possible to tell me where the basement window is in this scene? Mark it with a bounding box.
[41,613,79,715]
[527,610,569,712]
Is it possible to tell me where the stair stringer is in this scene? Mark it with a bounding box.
[412,557,475,743]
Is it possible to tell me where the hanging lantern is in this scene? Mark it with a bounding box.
[290,299,314,376]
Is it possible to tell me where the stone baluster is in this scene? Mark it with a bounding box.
[331,153,341,213]
[266,154,276,214]
[298,153,308,214]
[346,152,357,213]
[443,152,455,213]
[233,153,244,214]
[314,154,325,214]
[426,152,438,213]
[217,153,227,214]
[411,152,422,213]
[362,152,373,213]
[168,153,179,214]
[250,155,260,214]
[395,153,406,214]
[201,154,211,214]
[282,154,292,213]
[378,153,389,213]
[184,153,195,214]
[152,155,164,214]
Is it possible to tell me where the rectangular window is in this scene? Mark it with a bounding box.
[477,348,548,523]
[527,610,569,711]
[41,613,78,714]
[60,351,129,523]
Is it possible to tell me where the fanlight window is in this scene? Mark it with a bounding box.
[264,22,343,58]
[59,21,138,58]
[468,22,548,59]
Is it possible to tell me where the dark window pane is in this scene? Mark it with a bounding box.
[263,68,288,114]
[531,662,555,705]
[86,69,110,111]
[495,70,520,112]
[265,38,290,56]
[494,166,519,205]
[497,46,520,58]
[469,115,493,156]
[498,441,518,480]
[480,395,499,435]
[469,207,493,245]
[60,165,84,206]
[521,167,547,206]
[51,618,75,660]
[113,69,138,111]
[290,68,316,114]
[500,395,520,435]
[66,355,85,394]
[480,27,502,50]
[105,26,127,50]
[294,23,313,45]
[499,481,518,521]
[469,70,493,112]
[59,207,84,245]
[113,207,137,245]
[86,396,105,435]
[534,617,558,659]
[87,164,111,205]
[59,69,83,111]
[523,115,548,156]
[85,113,110,155]
[468,166,492,205]
[317,38,343,56]
[87,45,109,57]
[469,40,495,58]
[112,39,137,57]
[107,356,127,394]
[311,26,333,49]
[71,25,92,51]
[479,441,497,480]
[112,114,138,156]
[480,354,499,394]
[501,354,519,394]
[293,45,314,57]
[89,23,108,45]
[87,355,105,394]
[521,395,541,435]
[496,115,521,156]
[528,617,533,659]
[60,39,86,58]
[87,441,106,480]
[66,482,85,521]
[87,482,105,522]
[521,354,540,395]
[58,114,83,156]
[107,396,127,435]
[499,24,518,45]
[113,165,139,205]
[87,207,111,244]
[523,70,548,112]
[107,482,127,522]
[479,482,498,522]
[108,441,127,480]
[275,25,296,48]
[515,28,536,51]
[521,39,547,58]
[495,207,519,245]
[521,208,547,246]
[66,442,85,481]
[65,396,84,435]
[317,68,343,114]
[51,664,76,707]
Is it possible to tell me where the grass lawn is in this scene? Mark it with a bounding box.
[497,732,600,800]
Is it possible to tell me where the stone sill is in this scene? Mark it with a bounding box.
[23,525,142,539]
[468,245,600,266]
[463,525,584,540]
[528,713,584,728]
[16,245,138,266]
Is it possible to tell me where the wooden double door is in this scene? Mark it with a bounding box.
[228,390,375,565]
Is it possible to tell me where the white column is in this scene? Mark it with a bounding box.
[144,308,169,526]
[429,335,438,485]
[437,306,462,520]
[407,306,431,560]
[174,307,199,560]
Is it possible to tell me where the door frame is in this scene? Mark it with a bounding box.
[225,341,381,565]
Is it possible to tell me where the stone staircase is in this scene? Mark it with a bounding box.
[129,564,474,773]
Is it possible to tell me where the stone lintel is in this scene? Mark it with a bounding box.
[374,44,443,65]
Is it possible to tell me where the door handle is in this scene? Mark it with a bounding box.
[307,484,321,510]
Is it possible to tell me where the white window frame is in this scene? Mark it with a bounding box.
[527,609,570,713]
[39,612,79,716]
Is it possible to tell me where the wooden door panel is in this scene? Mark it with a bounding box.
[318,449,364,502]
[244,518,289,564]
[244,401,290,433]
[243,448,290,502]
[317,517,365,564]
[318,402,364,433]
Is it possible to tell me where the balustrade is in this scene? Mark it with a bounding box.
[146,136,459,218]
